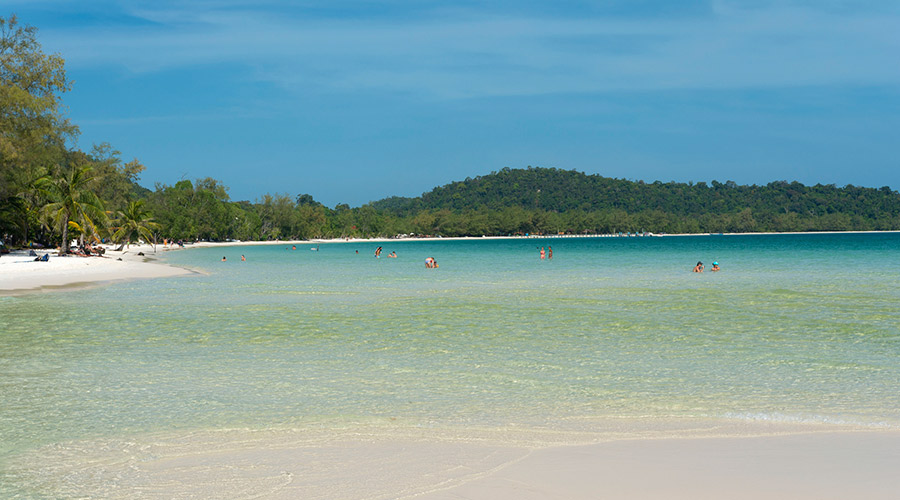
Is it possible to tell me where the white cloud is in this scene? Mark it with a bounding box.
[40,1,900,98]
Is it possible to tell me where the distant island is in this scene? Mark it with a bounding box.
[2,15,899,249]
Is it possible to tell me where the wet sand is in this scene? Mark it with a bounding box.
[416,431,900,500]
[16,425,900,499]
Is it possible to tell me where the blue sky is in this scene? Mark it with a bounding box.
[8,0,900,206]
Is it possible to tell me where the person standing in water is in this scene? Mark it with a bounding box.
[375,246,383,258]
[548,246,553,260]
[693,261,704,273]
[241,255,246,261]
[711,261,720,271]
[540,247,546,260]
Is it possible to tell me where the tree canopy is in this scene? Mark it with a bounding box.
[1,14,73,200]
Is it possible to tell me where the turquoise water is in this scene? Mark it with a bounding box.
[2,233,900,494]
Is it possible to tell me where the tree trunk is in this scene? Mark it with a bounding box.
[21,212,28,247]
[60,216,69,255]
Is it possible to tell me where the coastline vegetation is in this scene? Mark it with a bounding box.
[2,15,900,250]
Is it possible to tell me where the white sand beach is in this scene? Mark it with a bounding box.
[0,237,511,294]
[0,244,191,294]
[0,240,324,293]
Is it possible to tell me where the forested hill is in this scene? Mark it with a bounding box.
[369,167,900,232]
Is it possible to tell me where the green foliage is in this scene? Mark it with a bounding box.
[146,178,236,241]
[366,167,900,236]
[89,143,147,215]
[37,160,107,253]
[111,199,159,247]
[1,15,75,201]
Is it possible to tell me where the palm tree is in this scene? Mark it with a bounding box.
[37,164,107,254]
[112,200,160,250]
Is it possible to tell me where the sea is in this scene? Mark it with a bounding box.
[2,233,899,497]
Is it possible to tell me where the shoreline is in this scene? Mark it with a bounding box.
[0,244,193,295]
[11,421,900,499]
[3,230,898,295]
[225,228,900,245]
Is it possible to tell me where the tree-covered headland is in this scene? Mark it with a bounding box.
[2,15,900,250]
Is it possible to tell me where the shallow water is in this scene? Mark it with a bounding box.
[2,233,899,496]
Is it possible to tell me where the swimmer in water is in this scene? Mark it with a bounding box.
[711,261,720,272]
[241,254,246,261]
[693,261,704,273]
